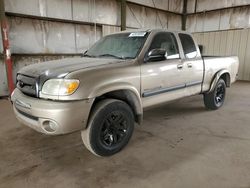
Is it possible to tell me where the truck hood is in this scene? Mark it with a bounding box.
[18,57,125,78]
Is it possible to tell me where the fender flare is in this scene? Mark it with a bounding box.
[88,82,143,124]
[207,69,230,93]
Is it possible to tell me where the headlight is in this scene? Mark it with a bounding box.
[41,79,80,96]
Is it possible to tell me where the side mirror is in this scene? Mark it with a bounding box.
[198,45,203,55]
[145,48,167,62]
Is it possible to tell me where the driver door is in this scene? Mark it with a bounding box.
[141,32,187,108]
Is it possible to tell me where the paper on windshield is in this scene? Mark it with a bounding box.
[129,32,147,37]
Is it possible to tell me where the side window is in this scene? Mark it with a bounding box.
[148,32,180,60]
[179,33,197,59]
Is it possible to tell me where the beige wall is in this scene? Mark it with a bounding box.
[189,0,250,81]
[102,25,121,36]
[193,29,250,81]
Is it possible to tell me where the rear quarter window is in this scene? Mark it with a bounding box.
[179,33,197,59]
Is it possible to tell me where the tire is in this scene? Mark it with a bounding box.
[203,78,226,110]
[81,99,134,156]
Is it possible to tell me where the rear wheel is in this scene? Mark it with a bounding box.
[204,78,226,110]
[81,99,134,156]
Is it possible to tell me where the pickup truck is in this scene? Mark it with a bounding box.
[11,29,239,156]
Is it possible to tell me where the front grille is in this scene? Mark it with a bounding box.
[16,74,38,97]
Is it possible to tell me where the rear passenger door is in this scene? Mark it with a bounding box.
[178,33,204,95]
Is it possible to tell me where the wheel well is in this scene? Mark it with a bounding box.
[220,73,230,87]
[89,90,142,126]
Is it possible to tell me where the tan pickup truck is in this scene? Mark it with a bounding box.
[11,29,239,156]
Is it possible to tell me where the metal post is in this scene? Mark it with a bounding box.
[121,0,126,31]
[0,0,14,94]
[182,0,188,31]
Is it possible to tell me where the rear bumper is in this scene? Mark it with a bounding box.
[11,88,94,135]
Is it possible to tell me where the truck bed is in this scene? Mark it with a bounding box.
[202,56,239,92]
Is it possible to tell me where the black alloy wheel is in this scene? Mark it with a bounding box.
[214,81,226,106]
[203,78,227,110]
[81,99,134,156]
[100,111,128,148]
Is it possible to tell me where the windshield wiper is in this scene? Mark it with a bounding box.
[97,54,124,59]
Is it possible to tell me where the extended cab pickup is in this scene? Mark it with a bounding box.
[11,29,239,156]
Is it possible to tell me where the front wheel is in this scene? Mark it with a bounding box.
[203,78,226,110]
[81,99,134,156]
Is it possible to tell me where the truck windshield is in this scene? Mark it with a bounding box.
[83,32,148,59]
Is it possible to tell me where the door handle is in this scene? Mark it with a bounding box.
[187,63,193,68]
[177,64,183,69]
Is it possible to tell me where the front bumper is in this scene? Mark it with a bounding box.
[11,88,94,135]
